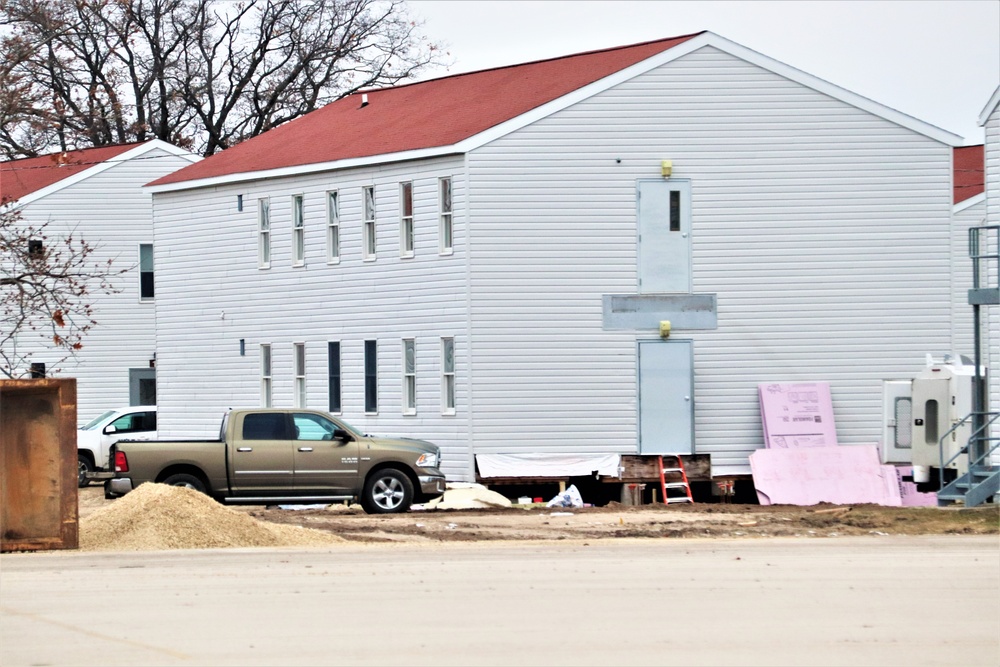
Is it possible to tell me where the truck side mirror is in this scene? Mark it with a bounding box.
[104,425,117,435]
[332,428,351,441]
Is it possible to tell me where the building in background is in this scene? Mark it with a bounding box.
[1,140,200,424]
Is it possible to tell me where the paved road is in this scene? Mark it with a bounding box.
[2,536,998,666]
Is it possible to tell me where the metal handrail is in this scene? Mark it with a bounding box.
[938,411,1000,490]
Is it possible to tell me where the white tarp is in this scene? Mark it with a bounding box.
[476,453,621,478]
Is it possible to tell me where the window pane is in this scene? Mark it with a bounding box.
[404,340,415,373]
[669,190,681,232]
[139,244,154,271]
[443,338,454,373]
[293,413,335,441]
[364,340,377,412]
[261,345,271,375]
[364,187,375,220]
[441,178,452,213]
[401,182,412,217]
[294,196,304,228]
[243,413,286,440]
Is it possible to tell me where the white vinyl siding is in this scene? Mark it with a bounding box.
[951,199,988,358]
[148,155,470,479]
[327,191,340,263]
[465,45,954,475]
[985,107,1000,439]
[6,144,195,424]
[292,195,305,266]
[258,198,271,268]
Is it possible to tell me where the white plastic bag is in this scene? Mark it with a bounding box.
[546,484,584,508]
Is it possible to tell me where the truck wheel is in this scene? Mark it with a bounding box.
[77,453,94,488]
[361,469,413,514]
[161,473,207,494]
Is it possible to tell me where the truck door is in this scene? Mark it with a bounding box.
[231,412,293,494]
[291,412,359,494]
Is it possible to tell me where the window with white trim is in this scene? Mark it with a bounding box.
[400,182,414,258]
[292,195,305,266]
[439,177,453,254]
[364,339,378,413]
[294,343,306,407]
[139,243,154,300]
[258,198,271,268]
[363,186,376,260]
[260,344,272,407]
[327,191,340,263]
[328,342,341,413]
[441,337,455,414]
[402,338,416,414]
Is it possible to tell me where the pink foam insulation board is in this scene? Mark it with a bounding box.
[758,382,838,448]
[895,466,939,507]
[749,445,902,506]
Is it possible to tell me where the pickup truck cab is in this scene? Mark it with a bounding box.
[105,409,446,514]
[77,406,157,487]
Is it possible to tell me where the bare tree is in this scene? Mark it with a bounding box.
[0,203,127,378]
[0,0,442,158]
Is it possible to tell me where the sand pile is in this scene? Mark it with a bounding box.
[80,483,345,551]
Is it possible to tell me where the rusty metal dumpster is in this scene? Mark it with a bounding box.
[0,378,78,552]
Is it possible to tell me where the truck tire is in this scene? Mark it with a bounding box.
[361,468,414,514]
[161,473,207,494]
[77,453,94,488]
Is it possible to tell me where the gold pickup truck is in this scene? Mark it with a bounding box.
[104,409,446,514]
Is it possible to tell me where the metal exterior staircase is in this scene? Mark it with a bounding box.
[939,225,1000,507]
[937,412,1000,507]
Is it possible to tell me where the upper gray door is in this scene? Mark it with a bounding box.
[638,340,693,454]
[128,368,156,406]
[638,180,692,293]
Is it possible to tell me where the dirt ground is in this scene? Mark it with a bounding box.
[77,486,999,543]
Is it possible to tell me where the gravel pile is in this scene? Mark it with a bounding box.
[80,483,345,551]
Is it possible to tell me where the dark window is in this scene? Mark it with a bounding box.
[139,244,154,300]
[28,240,44,259]
[242,413,288,440]
[669,191,681,232]
[364,340,377,413]
[328,342,342,412]
[29,362,46,378]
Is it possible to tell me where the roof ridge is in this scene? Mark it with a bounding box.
[1,141,145,166]
[356,31,707,95]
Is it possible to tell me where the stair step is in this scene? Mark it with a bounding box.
[665,497,693,504]
[663,482,690,489]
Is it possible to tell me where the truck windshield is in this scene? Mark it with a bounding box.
[81,410,118,430]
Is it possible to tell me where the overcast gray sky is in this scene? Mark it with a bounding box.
[408,0,999,146]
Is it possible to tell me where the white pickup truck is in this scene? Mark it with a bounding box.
[77,406,157,487]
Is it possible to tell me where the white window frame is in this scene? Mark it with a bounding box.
[294,343,306,408]
[441,337,455,415]
[439,177,453,255]
[258,198,271,268]
[138,243,154,302]
[260,344,272,407]
[292,194,305,267]
[363,185,376,261]
[400,182,414,258]
[402,338,416,415]
[327,190,340,264]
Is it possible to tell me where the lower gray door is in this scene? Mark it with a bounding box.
[638,340,693,454]
[128,368,156,406]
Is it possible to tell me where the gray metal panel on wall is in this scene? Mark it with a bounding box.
[603,294,717,330]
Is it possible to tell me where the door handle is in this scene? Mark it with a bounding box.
[298,447,314,452]
[237,447,252,452]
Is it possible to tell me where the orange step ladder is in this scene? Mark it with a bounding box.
[657,454,693,504]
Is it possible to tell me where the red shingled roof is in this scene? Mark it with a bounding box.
[1,143,143,204]
[150,33,703,187]
[953,145,984,204]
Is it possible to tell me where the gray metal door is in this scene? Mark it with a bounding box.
[128,368,156,406]
[638,340,693,454]
[638,180,691,293]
